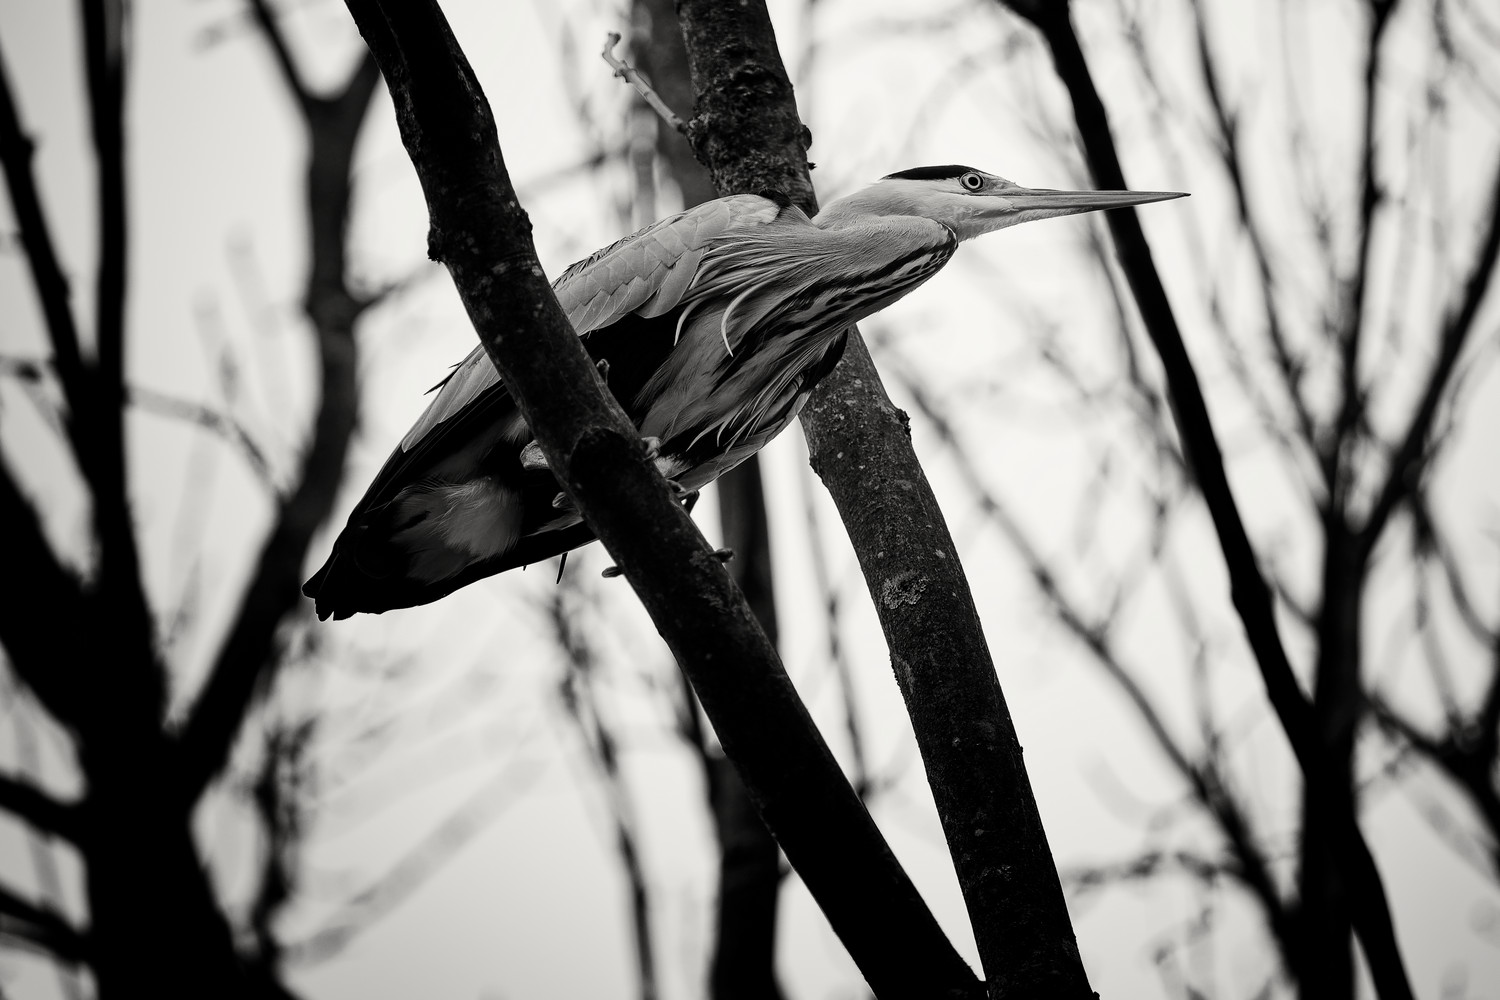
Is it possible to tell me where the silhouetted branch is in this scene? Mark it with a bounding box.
[996,6,1413,999]
[1062,850,1228,894]
[129,385,276,489]
[1188,0,1320,465]
[7,701,86,1000]
[0,458,88,730]
[247,717,315,978]
[246,0,314,114]
[0,881,88,965]
[0,773,79,845]
[1370,591,1500,874]
[77,0,156,681]
[1360,161,1500,552]
[1327,2,1397,492]
[0,41,88,450]
[175,33,376,804]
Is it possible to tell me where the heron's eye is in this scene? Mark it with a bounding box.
[961,172,984,191]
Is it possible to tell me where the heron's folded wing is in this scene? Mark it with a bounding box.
[554,193,785,333]
[373,194,789,500]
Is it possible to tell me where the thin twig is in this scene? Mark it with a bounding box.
[129,385,277,491]
[601,32,686,134]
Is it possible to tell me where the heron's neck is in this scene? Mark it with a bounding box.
[813,184,921,231]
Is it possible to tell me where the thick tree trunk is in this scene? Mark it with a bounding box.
[1299,518,1364,998]
[81,698,248,998]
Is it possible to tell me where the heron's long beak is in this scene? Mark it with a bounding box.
[1003,187,1188,217]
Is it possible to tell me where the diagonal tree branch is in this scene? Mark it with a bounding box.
[885,358,1298,966]
[334,3,982,996]
[673,2,1092,995]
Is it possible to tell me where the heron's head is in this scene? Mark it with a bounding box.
[818,165,1185,241]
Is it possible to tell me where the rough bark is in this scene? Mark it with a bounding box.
[673,2,1092,995]
[339,3,981,996]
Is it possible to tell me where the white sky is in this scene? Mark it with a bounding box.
[1,0,1499,998]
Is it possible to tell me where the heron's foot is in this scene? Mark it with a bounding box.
[601,564,624,579]
[595,358,610,384]
[641,435,661,461]
[710,547,735,564]
[551,491,571,510]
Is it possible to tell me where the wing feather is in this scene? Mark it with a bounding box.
[398,193,787,460]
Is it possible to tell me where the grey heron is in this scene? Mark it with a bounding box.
[304,166,1183,619]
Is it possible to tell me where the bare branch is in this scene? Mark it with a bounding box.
[0,773,79,845]
[1360,159,1500,551]
[246,0,315,113]
[1188,0,1321,465]
[174,40,377,803]
[1062,849,1229,894]
[601,32,685,133]
[1370,693,1500,873]
[129,385,277,490]
[0,881,88,965]
[0,457,88,729]
[1327,2,1399,496]
[0,42,90,461]
[994,6,1415,998]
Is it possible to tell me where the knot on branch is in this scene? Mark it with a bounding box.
[880,571,929,609]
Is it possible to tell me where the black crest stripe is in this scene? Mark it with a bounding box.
[881,164,980,181]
